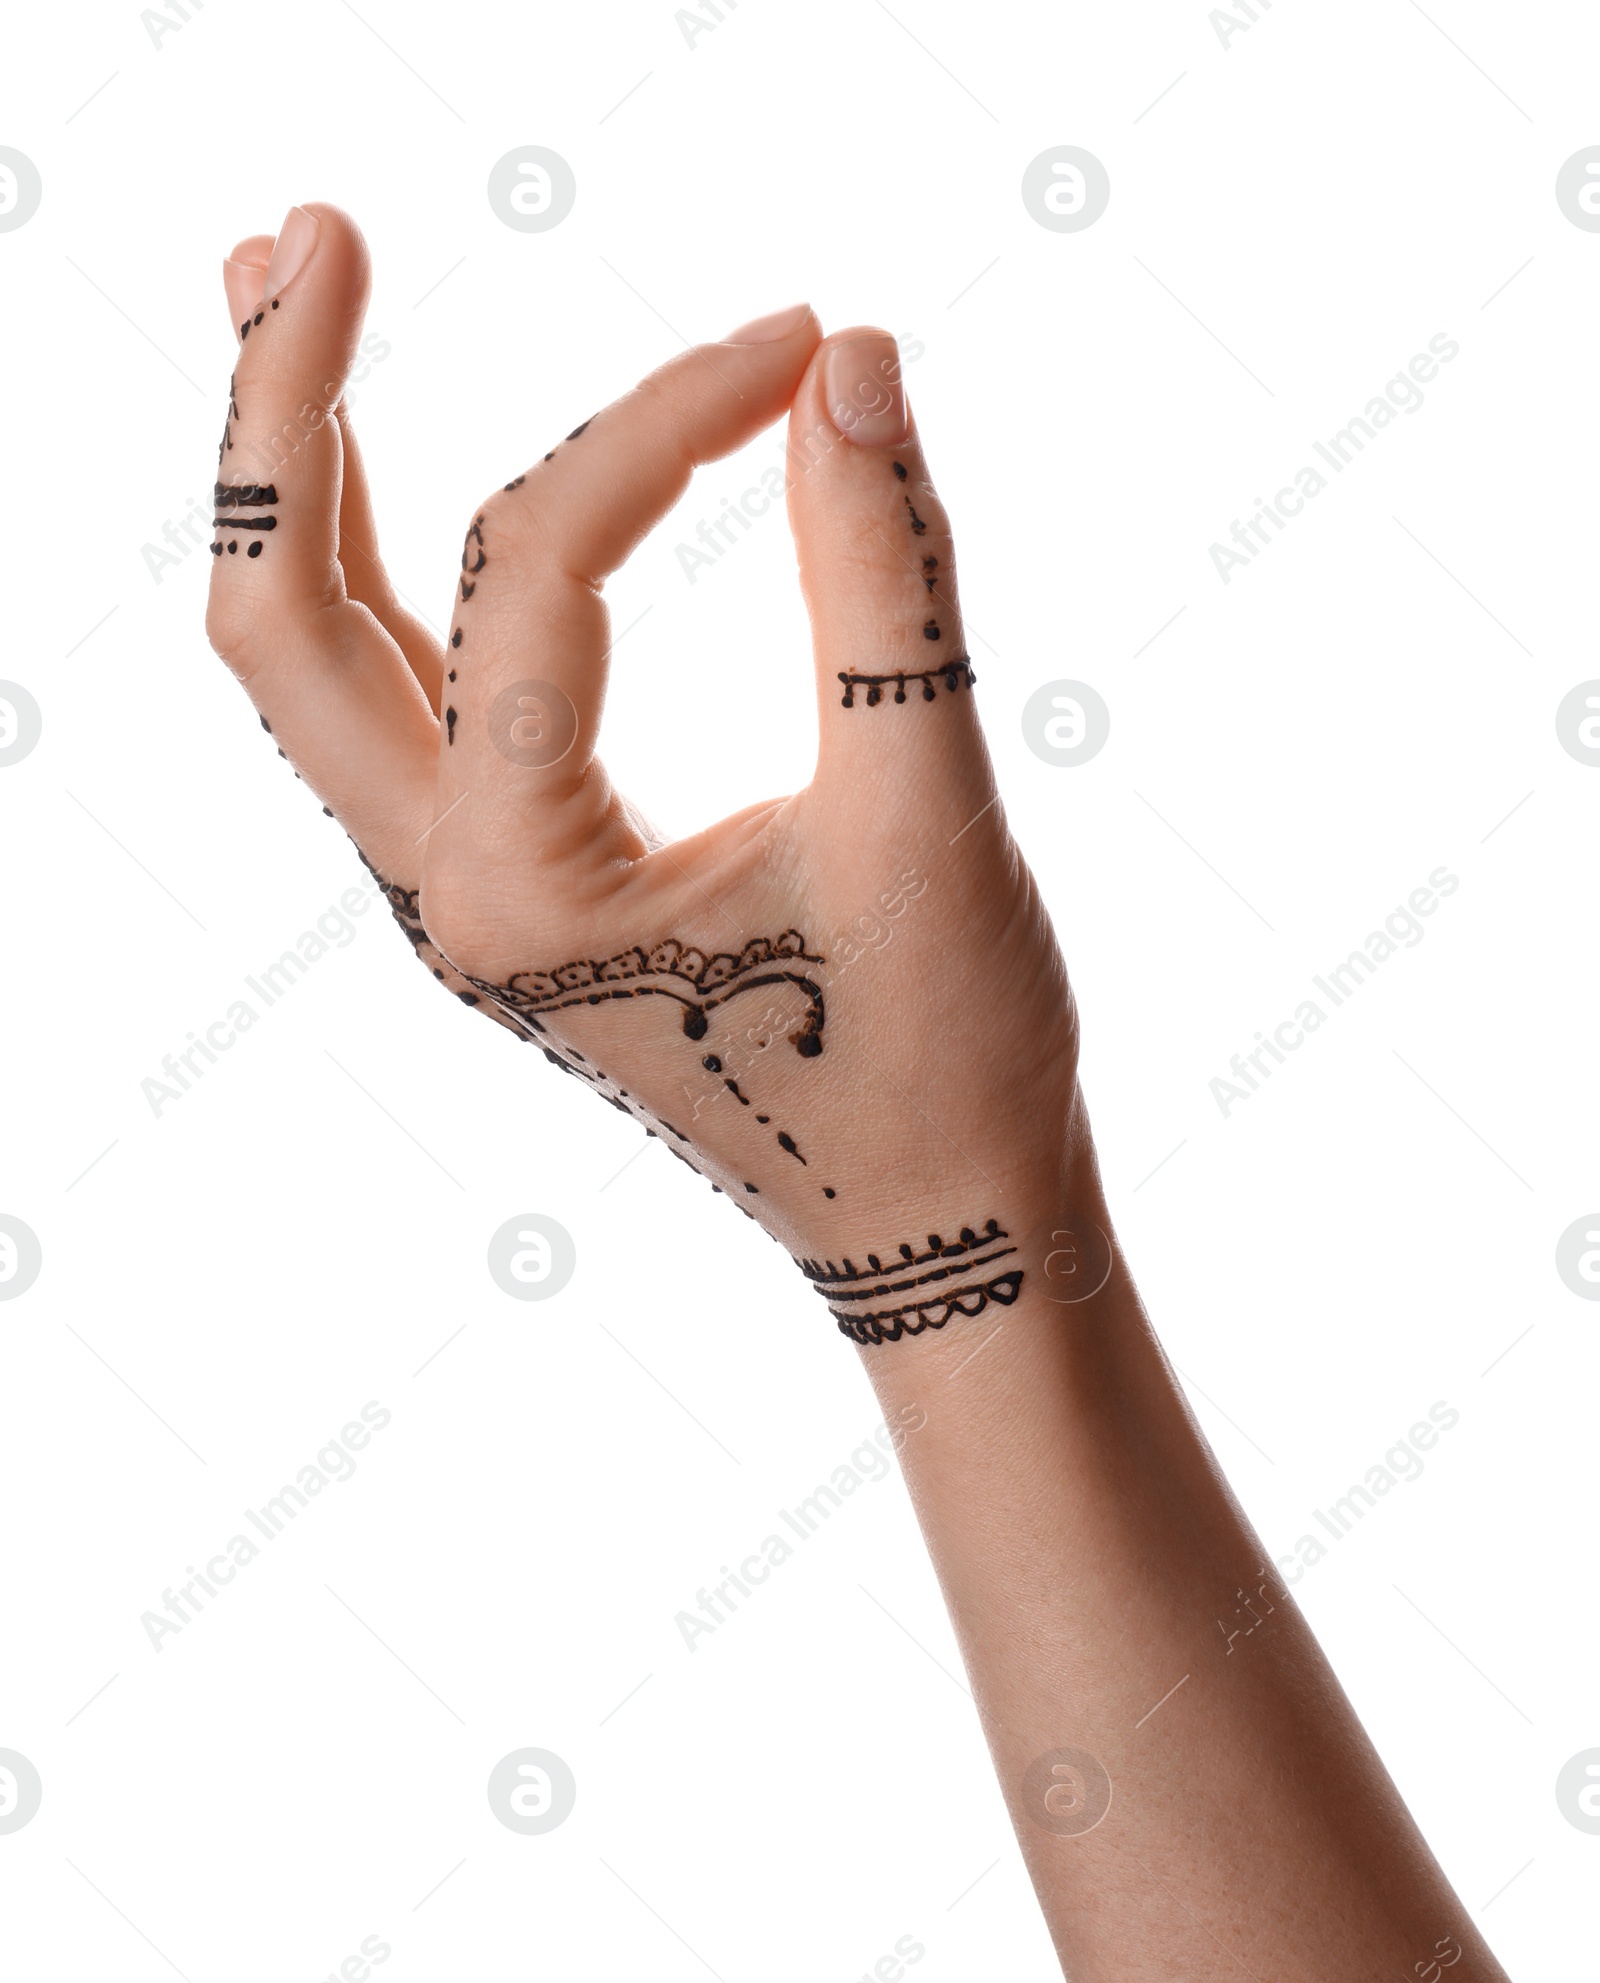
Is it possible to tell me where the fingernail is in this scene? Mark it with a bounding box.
[824,333,907,445]
[223,257,268,336]
[722,302,811,344]
[263,206,320,300]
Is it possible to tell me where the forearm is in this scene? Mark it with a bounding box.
[856,1093,1508,1982]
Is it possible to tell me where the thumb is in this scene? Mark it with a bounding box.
[785,328,993,832]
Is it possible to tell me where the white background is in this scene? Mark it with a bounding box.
[1,1,1597,1976]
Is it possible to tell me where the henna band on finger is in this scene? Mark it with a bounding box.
[211,479,279,559]
[839,659,975,708]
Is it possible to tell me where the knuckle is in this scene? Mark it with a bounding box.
[205,589,264,683]
[414,880,488,981]
[467,484,549,561]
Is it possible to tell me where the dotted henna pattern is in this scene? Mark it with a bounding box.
[838,661,975,708]
[834,461,971,709]
[214,297,283,554]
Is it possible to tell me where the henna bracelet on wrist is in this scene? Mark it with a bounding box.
[798,1218,1023,1345]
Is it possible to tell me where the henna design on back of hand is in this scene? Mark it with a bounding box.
[356,841,833,1203]
[464,933,827,1057]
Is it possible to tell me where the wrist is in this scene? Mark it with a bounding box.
[787,1086,1109,1347]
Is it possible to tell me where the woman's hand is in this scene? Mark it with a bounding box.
[207,207,1514,1983]
[207,204,1082,1337]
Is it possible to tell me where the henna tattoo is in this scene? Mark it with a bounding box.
[212,476,278,558]
[367,877,515,1037]
[823,1187,837,1199]
[800,1220,1012,1289]
[465,932,826,1057]
[538,415,594,465]
[922,620,940,640]
[460,514,486,601]
[892,461,908,481]
[838,660,975,708]
[358,843,830,1210]
[905,498,927,535]
[445,706,457,745]
[218,373,240,467]
[818,1244,1018,1302]
[451,629,462,648]
[921,555,939,594]
[800,1219,1023,1344]
[369,871,430,956]
[833,1270,1022,1345]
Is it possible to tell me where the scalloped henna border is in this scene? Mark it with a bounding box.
[833,1268,1024,1346]
[460,932,828,1055]
[359,862,827,1057]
